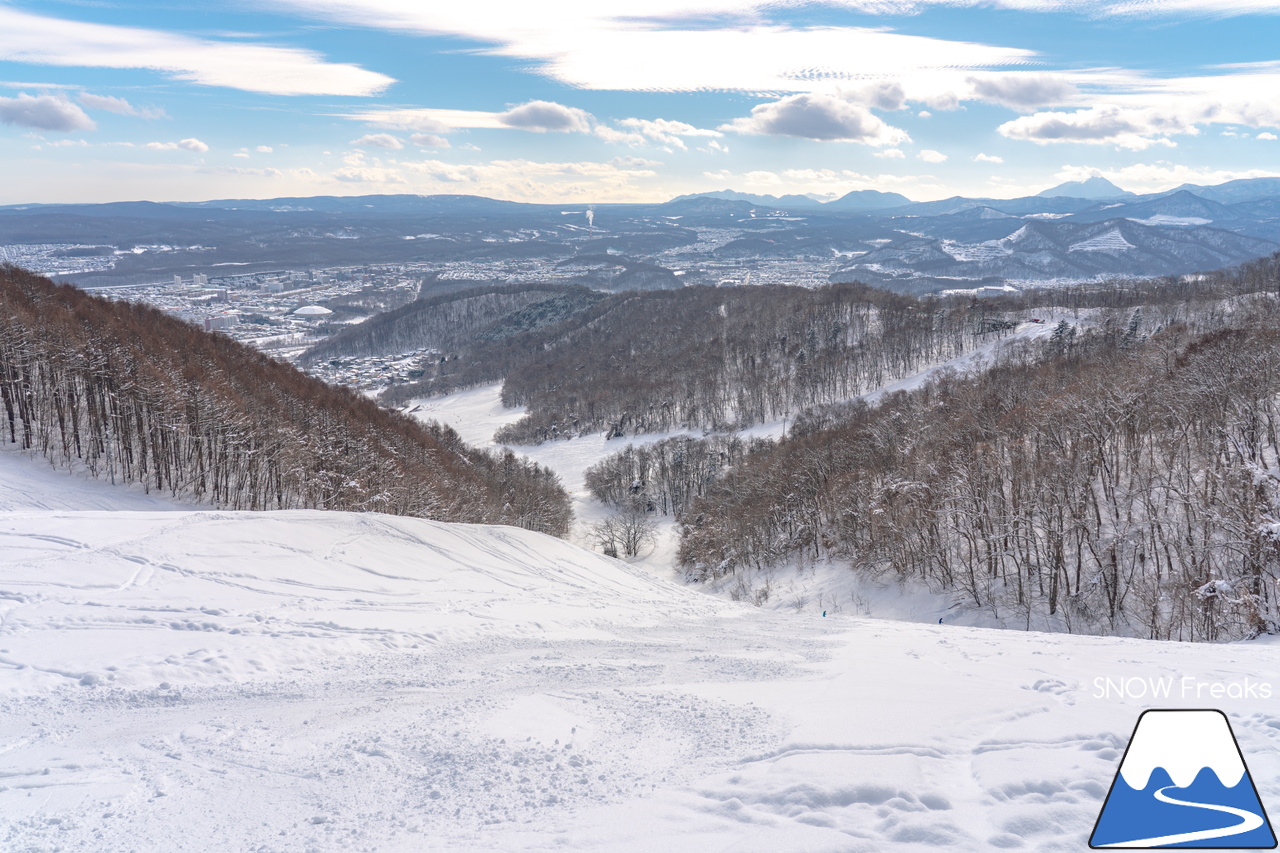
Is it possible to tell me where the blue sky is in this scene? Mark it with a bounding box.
[2,0,1279,204]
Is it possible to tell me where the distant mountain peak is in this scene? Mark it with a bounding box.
[1036,176,1135,200]
[823,189,913,211]
[668,188,912,212]
[668,189,821,208]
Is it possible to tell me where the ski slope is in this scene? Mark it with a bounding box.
[3,450,1280,851]
[409,318,1079,622]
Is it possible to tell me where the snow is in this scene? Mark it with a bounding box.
[3,449,1280,851]
[1127,215,1212,227]
[0,447,188,512]
[407,384,528,447]
[1069,229,1135,253]
[407,317,1074,604]
[939,240,1012,262]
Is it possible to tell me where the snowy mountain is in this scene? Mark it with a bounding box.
[1069,190,1238,225]
[1037,176,1137,200]
[822,188,914,211]
[669,188,912,211]
[667,189,824,208]
[1164,177,1280,205]
[834,216,1279,286]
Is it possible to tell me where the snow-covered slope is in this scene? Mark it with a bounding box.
[0,509,721,697]
[0,447,189,512]
[4,409,1280,852]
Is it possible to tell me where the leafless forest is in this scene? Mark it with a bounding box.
[0,265,570,534]
[669,256,1280,640]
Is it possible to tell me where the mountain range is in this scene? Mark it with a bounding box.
[3,175,1280,291]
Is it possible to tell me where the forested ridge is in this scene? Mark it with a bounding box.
[333,281,1013,442]
[548,253,1280,640]
[0,265,570,534]
[668,285,1280,640]
[332,263,1280,448]
[301,282,605,366]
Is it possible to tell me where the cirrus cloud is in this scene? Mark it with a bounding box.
[262,2,1034,94]
[0,7,393,97]
[78,92,167,120]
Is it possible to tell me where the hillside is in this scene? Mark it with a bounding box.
[355,282,1002,443]
[3,452,1279,851]
[676,291,1280,641]
[0,265,570,534]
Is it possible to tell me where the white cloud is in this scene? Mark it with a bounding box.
[1259,131,1278,140]
[965,72,1077,110]
[348,102,723,151]
[701,139,729,154]
[997,69,1280,149]
[917,110,932,118]
[233,151,250,158]
[840,80,908,111]
[1011,0,1280,15]
[333,166,407,184]
[348,100,599,137]
[598,117,722,149]
[498,100,593,133]
[610,155,662,169]
[78,92,167,119]
[0,7,393,97]
[743,170,785,186]
[722,93,909,145]
[918,148,947,162]
[396,157,660,202]
[256,145,274,153]
[343,108,479,132]
[147,137,209,152]
[200,165,285,178]
[0,93,95,132]
[263,2,1034,94]
[410,133,450,148]
[974,152,1004,163]
[998,105,1185,150]
[350,132,404,149]
[874,148,906,159]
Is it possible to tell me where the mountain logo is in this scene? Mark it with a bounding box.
[1090,709,1277,848]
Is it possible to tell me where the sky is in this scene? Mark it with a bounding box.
[2,1,1280,205]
